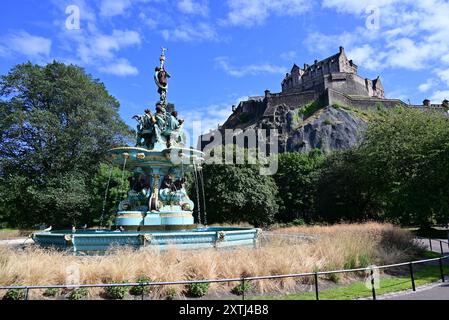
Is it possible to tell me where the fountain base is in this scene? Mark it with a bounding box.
[32,227,262,253]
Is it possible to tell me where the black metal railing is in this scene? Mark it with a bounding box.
[1,238,448,301]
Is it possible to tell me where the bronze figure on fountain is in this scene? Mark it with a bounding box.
[132,48,185,150]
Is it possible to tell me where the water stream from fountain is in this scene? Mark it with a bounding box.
[193,161,202,225]
[116,157,128,209]
[198,168,207,226]
[100,164,114,228]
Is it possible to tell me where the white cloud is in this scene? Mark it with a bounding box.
[75,29,141,64]
[436,68,449,87]
[177,0,209,16]
[81,30,141,60]
[138,12,158,29]
[215,57,288,77]
[304,31,358,57]
[1,31,52,59]
[161,23,217,42]
[99,58,139,76]
[430,90,449,104]
[100,0,131,17]
[183,96,250,136]
[99,0,159,17]
[418,79,438,93]
[346,44,384,71]
[58,26,141,76]
[223,0,311,27]
[385,37,438,70]
[322,0,400,14]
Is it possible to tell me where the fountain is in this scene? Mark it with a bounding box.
[32,49,261,253]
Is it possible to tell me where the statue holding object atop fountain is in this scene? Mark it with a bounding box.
[133,48,185,150]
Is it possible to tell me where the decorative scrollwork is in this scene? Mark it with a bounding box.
[64,234,73,245]
[139,234,153,245]
[217,231,226,242]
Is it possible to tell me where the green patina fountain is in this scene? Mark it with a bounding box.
[32,49,261,253]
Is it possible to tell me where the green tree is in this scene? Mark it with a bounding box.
[359,107,449,227]
[202,163,279,227]
[274,150,325,222]
[315,149,383,222]
[0,61,132,228]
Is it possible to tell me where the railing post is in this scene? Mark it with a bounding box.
[440,241,444,256]
[429,238,433,251]
[370,268,376,300]
[409,262,416,291]
[141,283,145,300]
[439,257,445,283]
[314,273,319,301]
[242,278,245,301]
[24,287,29,300]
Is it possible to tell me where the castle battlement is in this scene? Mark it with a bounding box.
[281,47,384,99]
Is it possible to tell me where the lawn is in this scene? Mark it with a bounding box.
[248,264,448,300]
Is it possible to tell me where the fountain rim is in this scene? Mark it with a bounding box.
[33,227,261,237]
[108,146,205,156]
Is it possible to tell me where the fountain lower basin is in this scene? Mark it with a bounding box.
[32,227,261,253]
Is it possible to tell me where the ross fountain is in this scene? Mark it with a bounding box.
[32,49,261,253]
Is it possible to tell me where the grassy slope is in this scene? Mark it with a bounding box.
[248,264,448,300]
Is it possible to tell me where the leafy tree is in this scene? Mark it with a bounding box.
[315,149,383,222]
[274,150,325,222]
[359,107,449,227]
[0,61,132,228]
[202,163,278,227]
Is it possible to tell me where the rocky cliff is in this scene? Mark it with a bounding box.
[283,106,367,153]
[203,104,369,154]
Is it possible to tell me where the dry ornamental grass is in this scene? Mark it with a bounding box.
[0,223,423,299]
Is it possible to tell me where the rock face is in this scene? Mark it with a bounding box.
[285,106,367,153]
[200,104,368,154]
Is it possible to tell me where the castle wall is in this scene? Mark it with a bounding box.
[241,98,266,117]
[326,88,405,110]
[324,73,372,97]
[263,91,319,117]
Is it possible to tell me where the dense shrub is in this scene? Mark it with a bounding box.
[186,282,209,298]
[129,275,152,296]
[104,282,130,300]
[2,288,25,300]
[67,288,88,300]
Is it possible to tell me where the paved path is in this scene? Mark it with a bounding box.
[383,282,449,300]
[0,238,34,246]
[381,237,449,300]
[416,238,449,254]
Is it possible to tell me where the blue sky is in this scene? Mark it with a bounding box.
[1,0,449,142]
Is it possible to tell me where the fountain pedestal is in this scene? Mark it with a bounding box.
[108,146,203,231]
